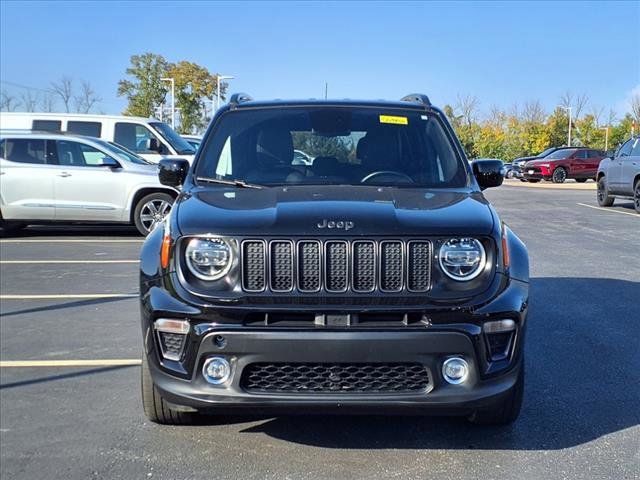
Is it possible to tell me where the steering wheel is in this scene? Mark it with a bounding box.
[360,171,415,184]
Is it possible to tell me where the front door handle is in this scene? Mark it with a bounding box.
[57,172,72,178]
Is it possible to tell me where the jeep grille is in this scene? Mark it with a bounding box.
[241,239,431,293]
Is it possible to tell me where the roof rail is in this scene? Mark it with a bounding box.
[228,93,253,108]
[400,93,431,107]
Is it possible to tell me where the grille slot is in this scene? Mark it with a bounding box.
[242,241,266,292]
[241,362,430,394]
[241,239,431,293]
[270,241,293,291]
[297,241,321,292]
[325,241,348,292]
[352,241,376,292]
[380,241,403,292]
[407,241,431,292]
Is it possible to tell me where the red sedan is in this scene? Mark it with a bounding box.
[522,148,606,183]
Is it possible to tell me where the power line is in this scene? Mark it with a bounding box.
[0,80,55,93]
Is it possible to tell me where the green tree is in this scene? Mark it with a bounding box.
[168,61,219,134]
[117,53,169,117]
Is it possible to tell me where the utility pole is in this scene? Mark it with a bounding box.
[601,126,609,151]
[325,82,328,99]
[216,75,234,112]
[161,77,175,128]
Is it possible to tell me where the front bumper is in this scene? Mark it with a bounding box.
[141,275,528,414]
[149,328,522,414]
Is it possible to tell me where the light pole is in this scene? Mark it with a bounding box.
[558,105,572,146]
[215,75,234,112]
[601,126,609,151]
[161,77,175,128]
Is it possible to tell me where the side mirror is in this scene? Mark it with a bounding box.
[147,138,161,153]
[98,156,121,168]
[471,159,504,190]
[159,158,190,187]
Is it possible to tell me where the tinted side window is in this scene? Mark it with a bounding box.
[114,123,159,153]
[2,138,48,164]
[630,138,640,156]
[32,120,62,132]
[67,121,102,137]
[618,139,634,157]
[587,150,600,158]
[576,150,588,159]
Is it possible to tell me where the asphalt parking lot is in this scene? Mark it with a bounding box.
[1,185,638,480]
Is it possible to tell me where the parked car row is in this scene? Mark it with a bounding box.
[0,131,179,235]
[0,112,196,164]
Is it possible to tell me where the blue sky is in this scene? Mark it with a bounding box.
[1,0,639,118]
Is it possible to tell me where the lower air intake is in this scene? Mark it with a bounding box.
[241,362,430,394]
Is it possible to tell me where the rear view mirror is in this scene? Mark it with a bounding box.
[159,158,190,187]
[471,159,504,190]
[98,157,120,168]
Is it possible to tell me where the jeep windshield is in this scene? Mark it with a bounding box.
[195,106,469,188]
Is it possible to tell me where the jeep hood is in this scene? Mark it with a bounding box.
[176,186,496,236]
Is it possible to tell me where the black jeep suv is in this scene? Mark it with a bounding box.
[140,94,529,425]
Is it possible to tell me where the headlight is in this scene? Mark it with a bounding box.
[439,238,486,281]
[185,237,232,281]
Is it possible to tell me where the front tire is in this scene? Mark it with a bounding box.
[552,167,567,183]
[468,360,524,425]
[597,178,614,207]
[134,192,174,236]
[634,180,640,213]
[141,354,196,425]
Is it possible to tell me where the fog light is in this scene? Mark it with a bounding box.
[442,357,469,384]
[202,357,231,385]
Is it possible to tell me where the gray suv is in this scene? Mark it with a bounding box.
[0,132,179,235]
[597,136,640,213]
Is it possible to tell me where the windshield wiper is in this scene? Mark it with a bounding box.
[195,176,263,189]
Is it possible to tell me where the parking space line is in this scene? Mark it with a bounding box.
[0,294,138,299]
[576,203,639,217]
[0,260,139,264]
[0,359,141,367]
[0,239,144,244]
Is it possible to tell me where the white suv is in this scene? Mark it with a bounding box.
[0,132,180,235]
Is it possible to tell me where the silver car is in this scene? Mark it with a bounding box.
[596,136,640,213]
[0,132,179,235]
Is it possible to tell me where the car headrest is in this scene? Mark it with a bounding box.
[256,126,293,166]
[312,156,340,176]
[360,128,401,169]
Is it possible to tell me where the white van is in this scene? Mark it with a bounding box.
[0,112,196,164]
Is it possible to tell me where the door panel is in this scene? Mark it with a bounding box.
[621,139,640,194]
[0,138,56,220]
[52,140,127,221]
[609,140,634,193]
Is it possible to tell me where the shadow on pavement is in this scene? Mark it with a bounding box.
[0,365,137,390]
[0,296,136,318]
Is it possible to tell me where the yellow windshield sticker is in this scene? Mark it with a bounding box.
[379,115,408,125]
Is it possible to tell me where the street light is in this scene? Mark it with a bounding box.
[557,105,572,147]
[215,75,234,112]
[601,126,609,151]
[161,77,175,128]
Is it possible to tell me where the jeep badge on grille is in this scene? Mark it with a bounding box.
[317,219,354,231]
